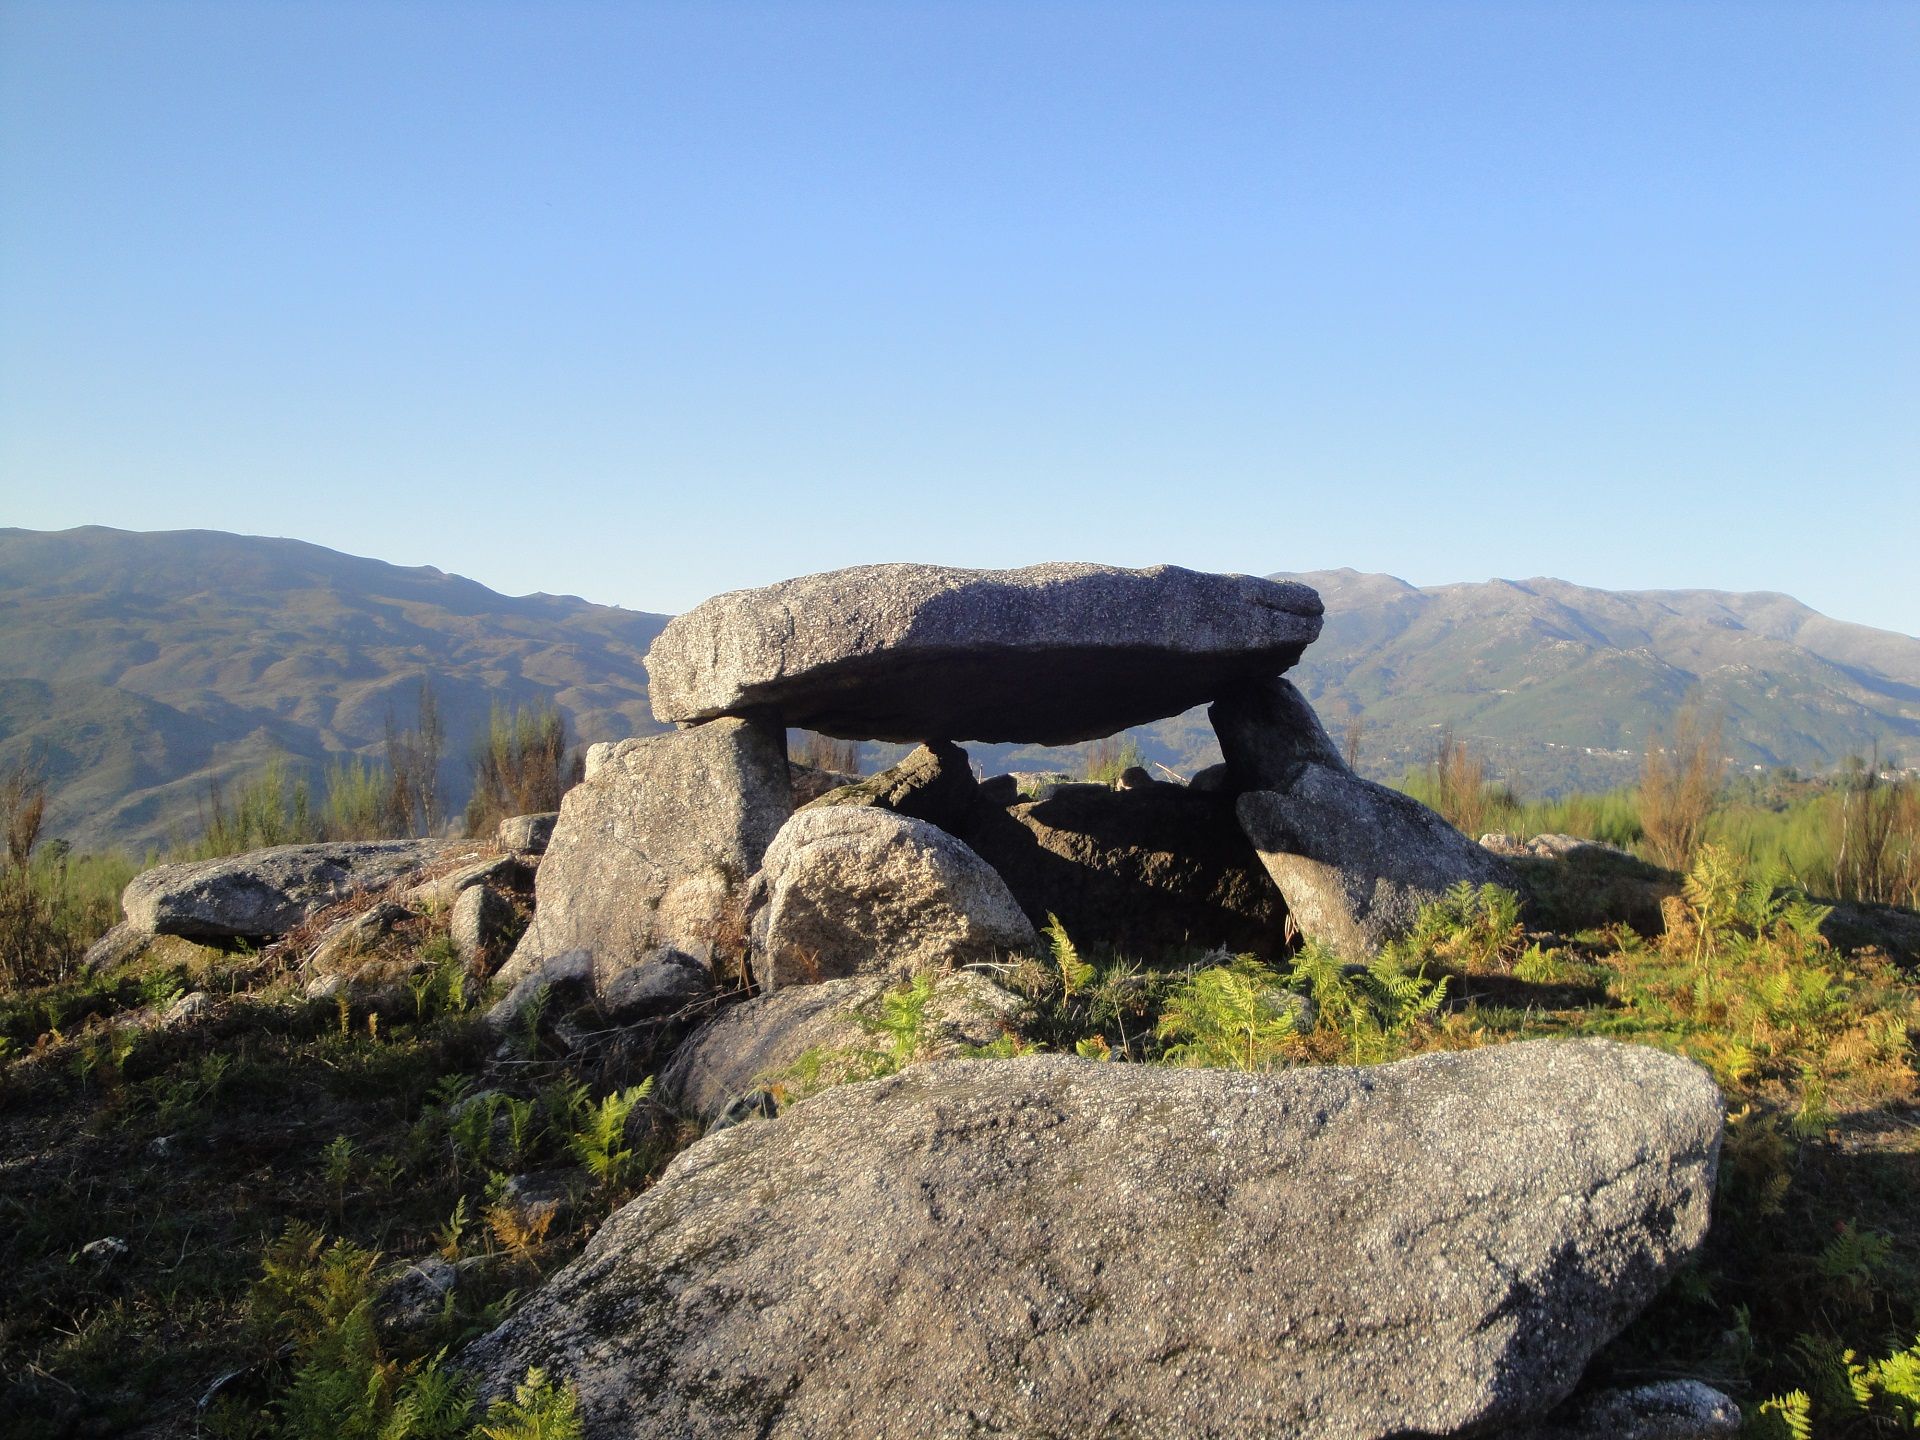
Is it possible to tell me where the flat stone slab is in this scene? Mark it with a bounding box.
[646,563,1324,744]
[120,840,459,940]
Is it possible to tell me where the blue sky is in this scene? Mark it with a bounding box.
[3,1,1915,631]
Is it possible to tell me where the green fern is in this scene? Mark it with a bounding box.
[475,1367,583,1440]
[567,1080,654,1192]
[1158,956,1303,1071]
[1043,913,1094,999]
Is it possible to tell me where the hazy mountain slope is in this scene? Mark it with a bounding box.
[1274,569,1920,790]
[7,530,1917,850]
[0,527,669,853]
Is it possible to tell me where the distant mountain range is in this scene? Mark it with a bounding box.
[0,527,668,852]
[3,529,1916,852]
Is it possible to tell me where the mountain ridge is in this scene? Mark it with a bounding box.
[3,528,1915,852]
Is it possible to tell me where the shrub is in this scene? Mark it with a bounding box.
[465,703,571,838]
[1157,956,1304,1071]
[1083,736,1145,786]
[1639,703,1723,869]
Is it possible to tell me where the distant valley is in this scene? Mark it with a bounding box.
[3,527,1916,853]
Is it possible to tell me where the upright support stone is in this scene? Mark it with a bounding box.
[1212,678,1519,958]
[495,715,791,1003]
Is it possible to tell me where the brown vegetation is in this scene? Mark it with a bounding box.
[1639,703,1723,869]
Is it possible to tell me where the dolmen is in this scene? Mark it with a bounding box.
[474,561,1733,1437]
[496,560,1515,1029]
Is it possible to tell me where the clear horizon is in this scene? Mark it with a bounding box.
[3,2,1915,633]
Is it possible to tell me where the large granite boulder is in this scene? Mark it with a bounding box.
[659,971,1026,1125]
[748,808,1036,990]
[646,562,1324,744]
[1213,679,1519,958]
[496,717,791,998]
[118,840,457,941]
[960,783,1288,959]
[800,741,978,834]
[465,1039,1722,1440]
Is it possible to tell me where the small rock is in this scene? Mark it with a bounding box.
[597,948,713,1022]
[119,840,454,940]
[307,901,416,973]
[450,884,517,970]
[484,949,594,1034]
[1186,761,1233,794]
[1508,1381,1741,1439]
[161,991,211,1027]
[495,812,558,855]
[81,921,149,974]
[79,1237,128,1266]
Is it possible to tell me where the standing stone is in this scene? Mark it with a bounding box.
[464,1039,1723,1440]
[749,808,1036,990]
[496,716,791,999]
[645,563,1323,744]
[496,812,558,855]
[1212,678,1519,958]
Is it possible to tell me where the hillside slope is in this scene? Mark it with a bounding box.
[0,527,669,852]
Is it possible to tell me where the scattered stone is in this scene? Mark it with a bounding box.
[1509,1381,1741,1440]
[308,901,416,974]
[1186,761,1233,794]
[404,853,532,910]
[659,971,1026,1125]
[596,947,713,1022]
[466,1039,1722,1440]
[161,991,211,1027]
[485,949,592,1035]
[801,741,978,834]
[379,1257,458,1333]
[81,920,149,974]
[120,840,453,941]
[975,773,1019,807]
[497,1170,589,1233]
[450,884,517,970]
[960,783,1288,958]
[78,1237,128,1267]
[646,562,1324,744]
[496,716,790,1002]
[748,808,1037,990]
[496,812,558,855]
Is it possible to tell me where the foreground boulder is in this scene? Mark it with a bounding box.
[960,782,1288,958]
[748,808,1036,989]
[1213,679,1518,958]
[645,562,1324,744]
[659,970,1026,1125]
[115,840,457,942]
[466,1039,1721,1439]
[497,716,790,998]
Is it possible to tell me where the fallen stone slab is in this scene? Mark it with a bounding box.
[748,807,1037,990]
[465,1038,1722,1440]
[646,562,1324,744]
[659,970,1026,1125]
[119,840,456,941]
[496,716,790,999]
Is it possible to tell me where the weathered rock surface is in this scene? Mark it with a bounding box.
[403,853,532,911]
[960,783,1288,958]
[497,717,790,998]
[1214,677,1518,958]
[646,562,1324,744]
[496,812,558,855]
[748,808,1037,990]
[120,841,454,940]
[659,971,1025,1124]
[466,1039,1722,1440]
[801,741,978,834]
[81,920,149,973]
